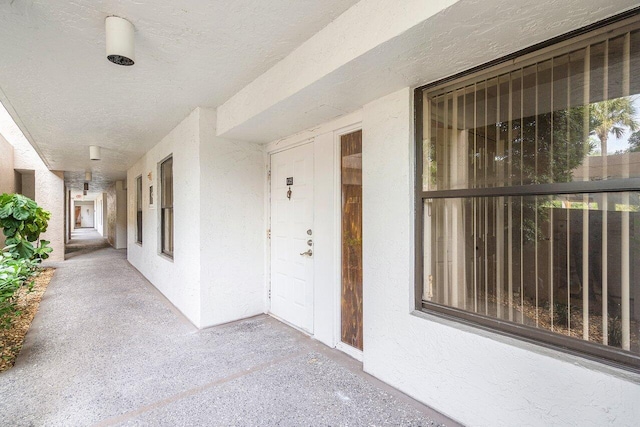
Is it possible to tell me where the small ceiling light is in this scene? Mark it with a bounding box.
[83,190,88,196]
[106,16,135,66]
[90,145,101,160]
[85,172,92,181]
[84,182,89,191]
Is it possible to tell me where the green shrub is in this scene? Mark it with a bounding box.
[608,316,623,348]
[0,251,36,328]
[0,193,52,261]
[553,302,572,327]
[0,194,51,327]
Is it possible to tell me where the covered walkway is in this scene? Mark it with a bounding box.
[65,229,110,259]
[0,245,454,426]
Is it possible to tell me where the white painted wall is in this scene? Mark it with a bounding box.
[0,106,64,261]
[360,87,640,426]
[128,107,266,328]
[311,131,338,347]
[95,193,105,236]
[7,137,64,261]
[0,134,14,194]
[128,109,202,326]
[198,109,264,327]
[0,135,15,249]
[107,182,127,249]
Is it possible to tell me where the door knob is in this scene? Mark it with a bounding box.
[300,249,313,257]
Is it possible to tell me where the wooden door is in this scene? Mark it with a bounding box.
[74,206,81,227]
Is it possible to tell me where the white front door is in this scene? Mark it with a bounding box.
[270,143,314,333]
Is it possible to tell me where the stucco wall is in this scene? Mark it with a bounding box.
[95,193,105,236]
[0,134,15,194]
[107,182,127,248]
[115,183,127,249]
[31,169,64,262]
[361,87,640,426]
[198,108,265,327]
[127,109,202,326]
[0,135,15,248]
[1,120,65,262]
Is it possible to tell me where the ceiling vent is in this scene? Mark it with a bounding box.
[106,16,135,66]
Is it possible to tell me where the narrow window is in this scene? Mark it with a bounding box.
[160,157,174,257]
[416,15,640,370]
[136,175,143,244]
[341,130,363,350]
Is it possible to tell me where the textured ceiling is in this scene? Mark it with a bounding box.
[0,0,360,190]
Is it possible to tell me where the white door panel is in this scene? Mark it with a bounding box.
[270,143,314,333]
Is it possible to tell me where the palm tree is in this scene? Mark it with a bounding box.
[589,97,639,155]
[628,129,640,152]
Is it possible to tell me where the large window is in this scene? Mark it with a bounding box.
[136,175,143,244]
[416,14,640,370]
[160,156,174,258]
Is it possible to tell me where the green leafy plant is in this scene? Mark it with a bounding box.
[0,194,51,327]
[0,250,36,328]
[553,302,572,328]
[0,193,51,260]
[608,316,623,348]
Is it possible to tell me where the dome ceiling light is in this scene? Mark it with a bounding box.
[105,16,135,66]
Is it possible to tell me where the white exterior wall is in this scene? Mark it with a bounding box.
[198,108,265,326]
[1,109,64,261]
[361,87,640,426]
[0,135,15,248]
[107,182,127,249]
[128,107,265,328]
[311,131,339,347]
[0,135,14,194]
[94,194,104,236]
[31,169,64,261]
[127,109,202,326]
[9,134,64,262]
[97,192,108,237]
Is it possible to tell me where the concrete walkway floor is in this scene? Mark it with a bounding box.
[65,228,110,259]
[0,245,458,426]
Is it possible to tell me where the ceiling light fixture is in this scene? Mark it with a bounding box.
[90,145,101,160]
[106,16,135,66]
[85,172,92,181]
[84,182,89,191]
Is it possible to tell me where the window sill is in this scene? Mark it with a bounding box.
[411,306,640,382]
[158,252,174,263]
